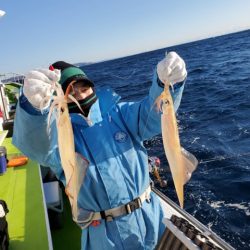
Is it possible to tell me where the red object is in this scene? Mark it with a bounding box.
[7,156,29,167]
[155,157,161,167]
[49,65,55,71]
[91,220,101,227]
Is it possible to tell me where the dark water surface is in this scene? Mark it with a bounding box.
[81,29,250,249]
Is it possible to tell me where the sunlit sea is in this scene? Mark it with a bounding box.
[81,29,250,249]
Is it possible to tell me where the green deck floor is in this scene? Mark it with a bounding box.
[0,138,50,249]
[51,191,81,250]
[1,137,82,249]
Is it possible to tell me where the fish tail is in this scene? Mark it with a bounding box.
[181,147,198,184]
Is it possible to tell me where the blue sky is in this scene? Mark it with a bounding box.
[1,0,250,74]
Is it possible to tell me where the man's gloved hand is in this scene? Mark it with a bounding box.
[157,51,187,86]
[23,69,61,109]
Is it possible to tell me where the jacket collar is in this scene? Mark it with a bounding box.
[70,87,121,127]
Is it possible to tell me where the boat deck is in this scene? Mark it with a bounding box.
[0,137,52,249]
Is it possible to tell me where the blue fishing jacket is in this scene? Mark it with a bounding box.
[13,70,185,250]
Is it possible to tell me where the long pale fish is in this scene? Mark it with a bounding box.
[46,81,89,223]
[156,84,198,208]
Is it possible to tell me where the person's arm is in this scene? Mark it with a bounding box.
[12,69,63,178]
[118,52,186,141]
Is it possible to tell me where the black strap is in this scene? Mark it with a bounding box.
[125,197,142,214]
[99,197,143,221]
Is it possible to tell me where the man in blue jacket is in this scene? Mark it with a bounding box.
[13,51,187,250]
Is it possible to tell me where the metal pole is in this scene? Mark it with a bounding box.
[0,82,8,121]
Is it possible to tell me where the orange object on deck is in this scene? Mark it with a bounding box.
[7,156,29,167]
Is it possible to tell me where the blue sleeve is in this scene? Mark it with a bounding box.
[12,92,63,179]
[118,69,185,141]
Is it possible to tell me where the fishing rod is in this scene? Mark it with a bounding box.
[107,68,138,80]
[199,151,250,164]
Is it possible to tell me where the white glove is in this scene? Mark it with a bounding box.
[157,51,187,85]
[23,69,61,109]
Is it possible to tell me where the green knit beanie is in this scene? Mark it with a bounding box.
[50,61,94,92]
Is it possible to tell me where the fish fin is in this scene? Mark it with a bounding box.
[75,152,89,193]
[71,153,89,222]
[181,147,198,184]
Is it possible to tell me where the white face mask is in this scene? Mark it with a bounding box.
[0,205,5,217]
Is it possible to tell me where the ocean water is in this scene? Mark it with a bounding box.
[81,29,250,250]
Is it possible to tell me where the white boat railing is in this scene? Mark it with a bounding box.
[0,73,24,130]
[0,72,24,85]
[154,188,235,250]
